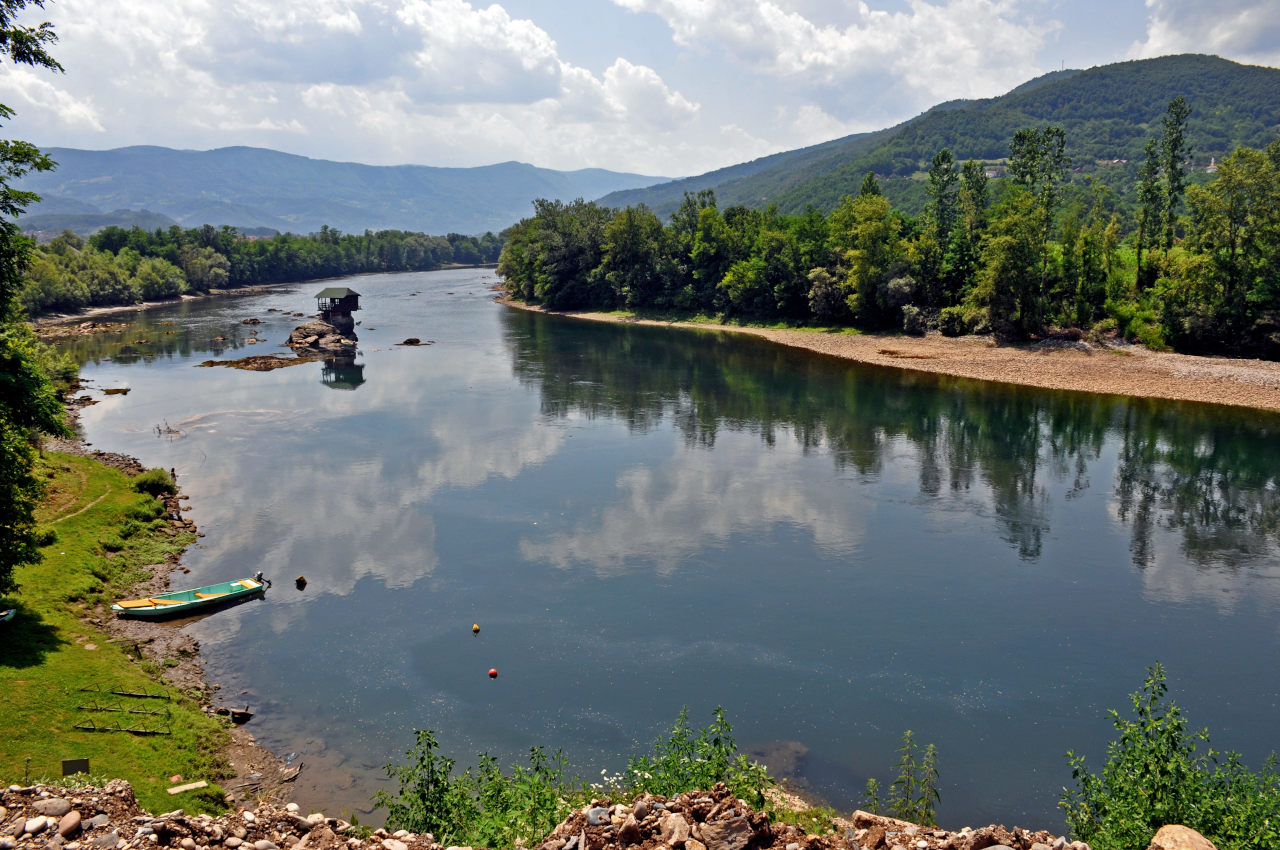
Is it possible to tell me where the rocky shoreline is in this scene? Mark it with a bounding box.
[496,299,1280,415]
[0,781,1080,850]
[0,780,1220,850]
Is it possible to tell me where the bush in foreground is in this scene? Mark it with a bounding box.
[1059,663,1280,850]
[132,468,176,497]
[376,707,774,848]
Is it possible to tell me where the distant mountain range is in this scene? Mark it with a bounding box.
[18,54,1280,237]
[599,54,1280,217]
[16,146,669,236]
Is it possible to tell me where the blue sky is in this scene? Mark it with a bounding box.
[1,0,1277,177]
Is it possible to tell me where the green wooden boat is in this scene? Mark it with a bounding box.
[111,575,267,618]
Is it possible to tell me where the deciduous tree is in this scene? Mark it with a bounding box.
[0,0,70,594]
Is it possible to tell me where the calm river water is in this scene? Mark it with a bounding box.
[68,268,1280,829]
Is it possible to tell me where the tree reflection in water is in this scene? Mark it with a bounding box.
[503,309,1280,575]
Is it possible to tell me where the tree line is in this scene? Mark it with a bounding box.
[500,99,1280,359]
[17,223,505,317]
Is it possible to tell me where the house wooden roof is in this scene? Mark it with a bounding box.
[315,287,360,299]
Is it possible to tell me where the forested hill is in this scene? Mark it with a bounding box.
[15,146,668,237]
[598,54,1280,217]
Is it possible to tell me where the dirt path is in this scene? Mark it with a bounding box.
[499,299,1280,414]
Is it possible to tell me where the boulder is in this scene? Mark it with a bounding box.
[33,799,72,818]
[700,817,753,850]
[287,321,357,355]
[57,811,81,837]
[1147,825,1218,850]
[660,813,690,847]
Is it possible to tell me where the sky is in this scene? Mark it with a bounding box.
[1,0,1278,178]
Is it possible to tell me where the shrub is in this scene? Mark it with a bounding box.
[375,707,776,848]
[33,526,58,547]
[126,497,166,521]
[625,706,774,808]
[939,306,970,337]
[374,730,584,849]
[132,468,176,497]
[1060,663,1280,850]
[1089,317,1119,343]
[901,305,926,336]
[862,730,940,826]
[100,535,125,552]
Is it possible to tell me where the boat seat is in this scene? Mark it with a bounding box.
[194,592,227,599]
[116,597,185,608]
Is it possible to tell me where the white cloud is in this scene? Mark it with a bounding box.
[1131,0,1280,66]
[611,0,1055,104]
[396,0,564,103]
[5,0,719,172]
[602,59,699,130]
[0,66,103,131]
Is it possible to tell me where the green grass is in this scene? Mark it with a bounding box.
[0,452,231,814]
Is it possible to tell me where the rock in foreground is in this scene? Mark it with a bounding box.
[0,781,1215,850]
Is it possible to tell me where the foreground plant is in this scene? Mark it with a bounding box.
[860,729,940,826]
[374,730,583,848]
[625,706,774,809]
[1059,663,1280,850]
[376,707,776,846]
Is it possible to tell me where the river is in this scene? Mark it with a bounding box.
[67,267,1280,829]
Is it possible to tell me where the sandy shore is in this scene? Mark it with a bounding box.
[499,299,1280,415]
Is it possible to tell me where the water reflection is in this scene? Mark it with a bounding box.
[503,309,1280,598]
[321,356,366,391]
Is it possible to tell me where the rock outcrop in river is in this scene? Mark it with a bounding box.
[286,321,356,356]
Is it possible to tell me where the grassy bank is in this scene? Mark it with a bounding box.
[0,452,230,813]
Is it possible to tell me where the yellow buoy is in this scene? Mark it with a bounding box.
[472,623,480,634]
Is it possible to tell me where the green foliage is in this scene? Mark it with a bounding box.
[18,222,506,319]
[938,305,979,336]
[131,467,176,497]
[1060,663,1280,850]
[887,731,940,826]
[861,776,882,814]
[374,729,586,848]
[626,707,774,808]
[859,731,940,826]
[125,495,165,521]
[0,3,71,595]
[376,708,775,848]
[770,805,838,835]
[501,118,1280,360]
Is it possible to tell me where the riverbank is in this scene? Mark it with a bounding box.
[4,435,293,812]
[497,299,1280,414]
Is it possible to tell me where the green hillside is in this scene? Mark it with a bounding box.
[16,146,670,236]
[601,54,1280,217]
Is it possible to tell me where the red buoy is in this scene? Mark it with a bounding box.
[488,668,498,679]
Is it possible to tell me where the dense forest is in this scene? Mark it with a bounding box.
[500,101,1280,360]
[17,224,504,317]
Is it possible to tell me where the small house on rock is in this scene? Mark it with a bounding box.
[315,287,360,329]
